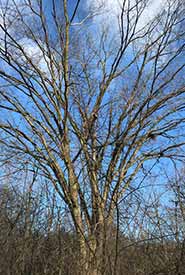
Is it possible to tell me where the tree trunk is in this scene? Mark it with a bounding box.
[78,231,105,275]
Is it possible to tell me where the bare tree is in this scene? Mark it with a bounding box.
[0,0,185,274]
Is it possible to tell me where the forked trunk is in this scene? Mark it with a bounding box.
[78,232,105,275]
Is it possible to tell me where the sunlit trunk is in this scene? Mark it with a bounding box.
[77,223,106,275]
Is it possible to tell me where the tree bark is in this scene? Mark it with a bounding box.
[78,226,106,275]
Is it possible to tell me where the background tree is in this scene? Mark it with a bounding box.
[0,0,185,274]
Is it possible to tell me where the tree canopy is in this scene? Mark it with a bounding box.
[0,1,185,274]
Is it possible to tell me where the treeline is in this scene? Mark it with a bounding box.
[0,179,184,275]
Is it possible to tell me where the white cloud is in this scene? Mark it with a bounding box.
[86,0,165,30]
[19,38,49,74]
[0,1,49,74]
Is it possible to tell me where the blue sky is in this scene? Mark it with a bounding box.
[0,0,184,204]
